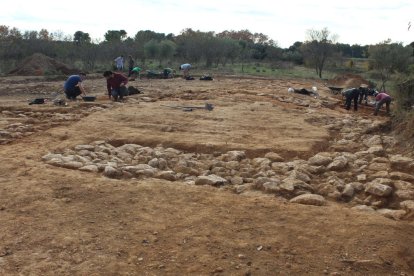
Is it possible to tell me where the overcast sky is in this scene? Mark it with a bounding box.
[1,0,413,48]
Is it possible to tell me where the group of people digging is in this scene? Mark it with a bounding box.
[113,55,192,80]
[286,84,392,116]
[341,86,392,116]
[63,62,193,102]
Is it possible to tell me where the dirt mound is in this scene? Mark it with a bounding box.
[8,53,78,76]
[327,73,371,88]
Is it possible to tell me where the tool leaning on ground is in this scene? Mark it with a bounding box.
[161,103,214,112]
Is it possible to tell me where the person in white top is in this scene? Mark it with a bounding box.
[179,63,191,78]
[114,55,124,71]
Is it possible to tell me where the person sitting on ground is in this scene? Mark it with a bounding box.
[288,87,319,98]
[342,88,361,111]
[63,72,87,100]
[373,91,392,116]
[179,63,191,78]
[103,70,128,102]
[129,66,142,81]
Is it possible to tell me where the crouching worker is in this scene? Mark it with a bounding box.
[103,70,128,102]
[288,87,319,98]
[129,66,142,81]
[179,63,191,78]
[63,72,86,100]
[374,91,392,116]
[342,88,360,111]
[163,68,175,79]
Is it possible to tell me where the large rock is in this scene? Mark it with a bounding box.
[367,146,385,156]
[342,184,355,198]
[74,144,95,151]
[264,152,284,162]
[61,161,84,170]
[400,200,414,217]
[394,190,414,200]
[230,176,244,185]
[79,165,99,173]
[389,172,414,182]
[221,151,246,162]
[251,158,271,167]
[308,154,332,166]
[363,135,382,147]
[157,171,177,181]
[289,194,326,206]
[357,174,367,182]
[367,162,389,172]
[224,161,240,170]
[287,170,311,183]
[195,175,228,186]
[351,205,375,212]
[376,209,406,220]
[104,166,122,178]
[327,156,348,171]
[262,182,282,193]
[365,182,392,197]
[389,155,414,171]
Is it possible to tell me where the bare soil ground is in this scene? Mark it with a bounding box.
[0,74,413,275]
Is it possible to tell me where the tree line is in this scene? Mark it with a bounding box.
[0,25,413,84]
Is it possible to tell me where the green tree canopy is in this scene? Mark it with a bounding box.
[73,31,91,45]
[300,27,337,78]
[104,30,127,42]
[368,40,413,90]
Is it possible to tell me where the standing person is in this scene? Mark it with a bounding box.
[374,91,392,116]
[342,88,361,111]
[179,63,191,78]
[127,55,135,77]
[63,72,87,100]
[114,55,124,71]
[103,71,128,102]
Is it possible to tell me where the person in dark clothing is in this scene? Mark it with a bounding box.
[63,72,86,100]
[127,55,135,77]
[103,70,128,101]
[358,86,377,105]
[342,88,361,111]
[287,87,319,98]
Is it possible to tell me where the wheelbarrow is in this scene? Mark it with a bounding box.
[327,86,343,95]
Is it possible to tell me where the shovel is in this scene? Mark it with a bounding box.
[161,103,214,111]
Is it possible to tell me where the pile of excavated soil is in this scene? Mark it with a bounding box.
[327,73,371,88]
[8,53,78,76]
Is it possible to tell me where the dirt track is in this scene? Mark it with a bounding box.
[0,75,413,275]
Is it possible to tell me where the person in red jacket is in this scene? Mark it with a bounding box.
[103,70,128,101]
[374,91,392,116]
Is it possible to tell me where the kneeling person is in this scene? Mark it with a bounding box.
[64,72,86,100]
[103,71,128,101]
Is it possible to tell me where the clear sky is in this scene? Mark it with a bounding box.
[1,0,413,48]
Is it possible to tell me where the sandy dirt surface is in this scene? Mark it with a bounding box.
[0,74,413,275]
